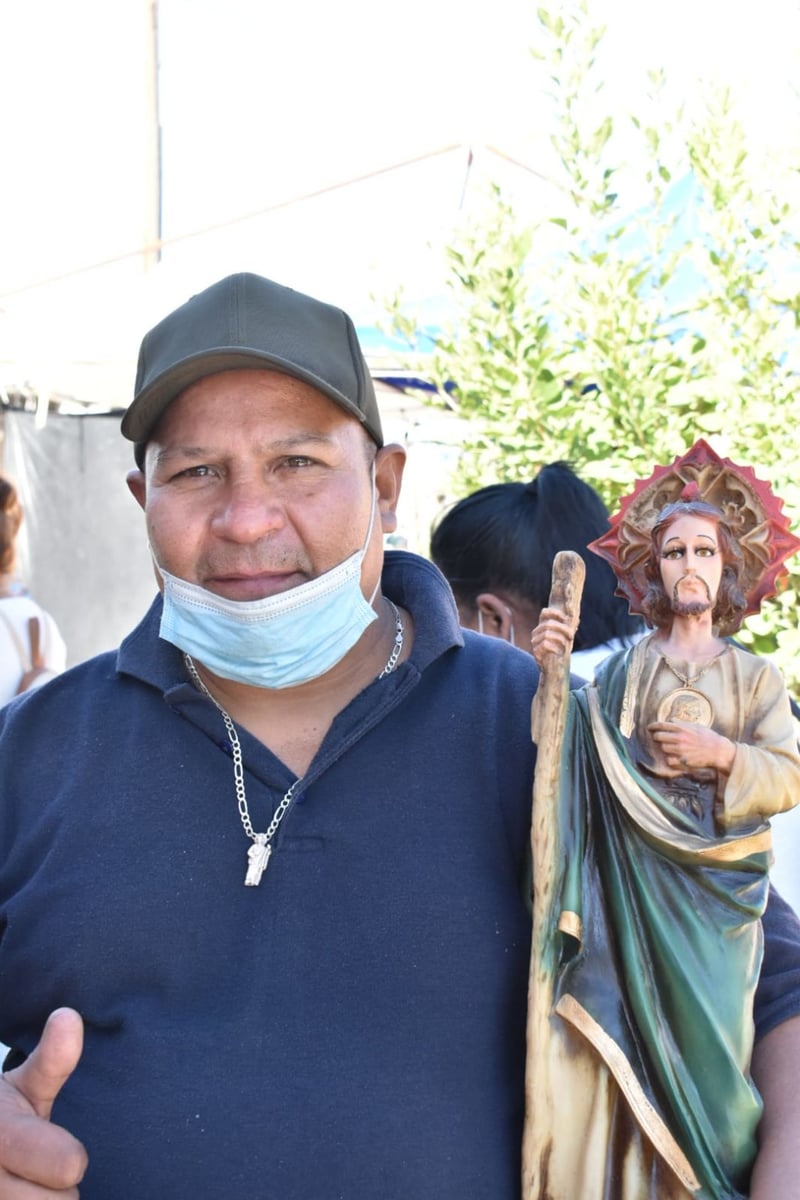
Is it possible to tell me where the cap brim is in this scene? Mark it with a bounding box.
[121,348,373,443]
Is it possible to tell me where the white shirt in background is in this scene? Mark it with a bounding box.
[0,593,67,704]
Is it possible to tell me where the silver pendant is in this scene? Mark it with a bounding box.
[245,834,272,886]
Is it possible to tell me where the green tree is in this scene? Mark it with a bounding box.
[385,1,800,693]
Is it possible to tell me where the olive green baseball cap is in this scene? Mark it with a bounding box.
[122,272,383,466]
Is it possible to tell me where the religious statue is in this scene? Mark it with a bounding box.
[522,439,800,1200]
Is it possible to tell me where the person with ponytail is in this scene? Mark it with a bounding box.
[430,461,644,679]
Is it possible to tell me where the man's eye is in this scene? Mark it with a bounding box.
[173,465,213,480]
[284,456,315,468]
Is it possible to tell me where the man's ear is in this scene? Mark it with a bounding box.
[126,469,147,511]
[475,593,515,641]
[375,443,406,535]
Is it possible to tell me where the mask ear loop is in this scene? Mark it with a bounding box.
[148,543,168,586]
[476,605,516,646]
[364,461,383,606]
[506,607,516,647]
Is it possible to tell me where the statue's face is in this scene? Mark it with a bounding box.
[657,513,723,617]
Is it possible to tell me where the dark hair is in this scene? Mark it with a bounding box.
[430,462,641,651]
[0,474,22,575]
[641,498,747,631]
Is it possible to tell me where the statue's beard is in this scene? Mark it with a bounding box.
[671,576,713,617]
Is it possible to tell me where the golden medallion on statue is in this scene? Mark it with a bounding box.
[657,687,713,727]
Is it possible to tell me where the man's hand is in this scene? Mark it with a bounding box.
[0,1008,87,1197]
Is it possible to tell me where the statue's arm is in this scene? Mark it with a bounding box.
[721,658,800,825]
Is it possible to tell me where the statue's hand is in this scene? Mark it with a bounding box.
[648,720,736,776]
[531,606,577,669]
[0,1008,87,1197]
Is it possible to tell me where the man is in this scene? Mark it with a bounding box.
[528,447,800,1199]
[0,279,798,1199]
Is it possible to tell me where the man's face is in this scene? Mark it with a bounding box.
[126,369,404,602]
[657,513,723,617]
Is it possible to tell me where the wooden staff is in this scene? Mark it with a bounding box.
[521,550,585,1198]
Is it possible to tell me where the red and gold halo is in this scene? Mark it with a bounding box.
[589,438,800,629]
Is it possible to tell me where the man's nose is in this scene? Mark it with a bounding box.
[212,480,286,541]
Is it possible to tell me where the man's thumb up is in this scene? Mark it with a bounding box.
[0,1008,88,1194]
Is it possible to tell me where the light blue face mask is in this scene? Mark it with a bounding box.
[157,480,379,690]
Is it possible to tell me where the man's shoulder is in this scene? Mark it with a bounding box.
[383,548,536,666]
[382,550,463,668]
[382,549,454,610]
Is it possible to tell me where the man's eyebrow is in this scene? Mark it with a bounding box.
[153,445,210,465]
[269,433,338,450]
[152,433,338,464]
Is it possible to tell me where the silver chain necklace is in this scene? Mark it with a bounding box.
[184,599,404,887]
